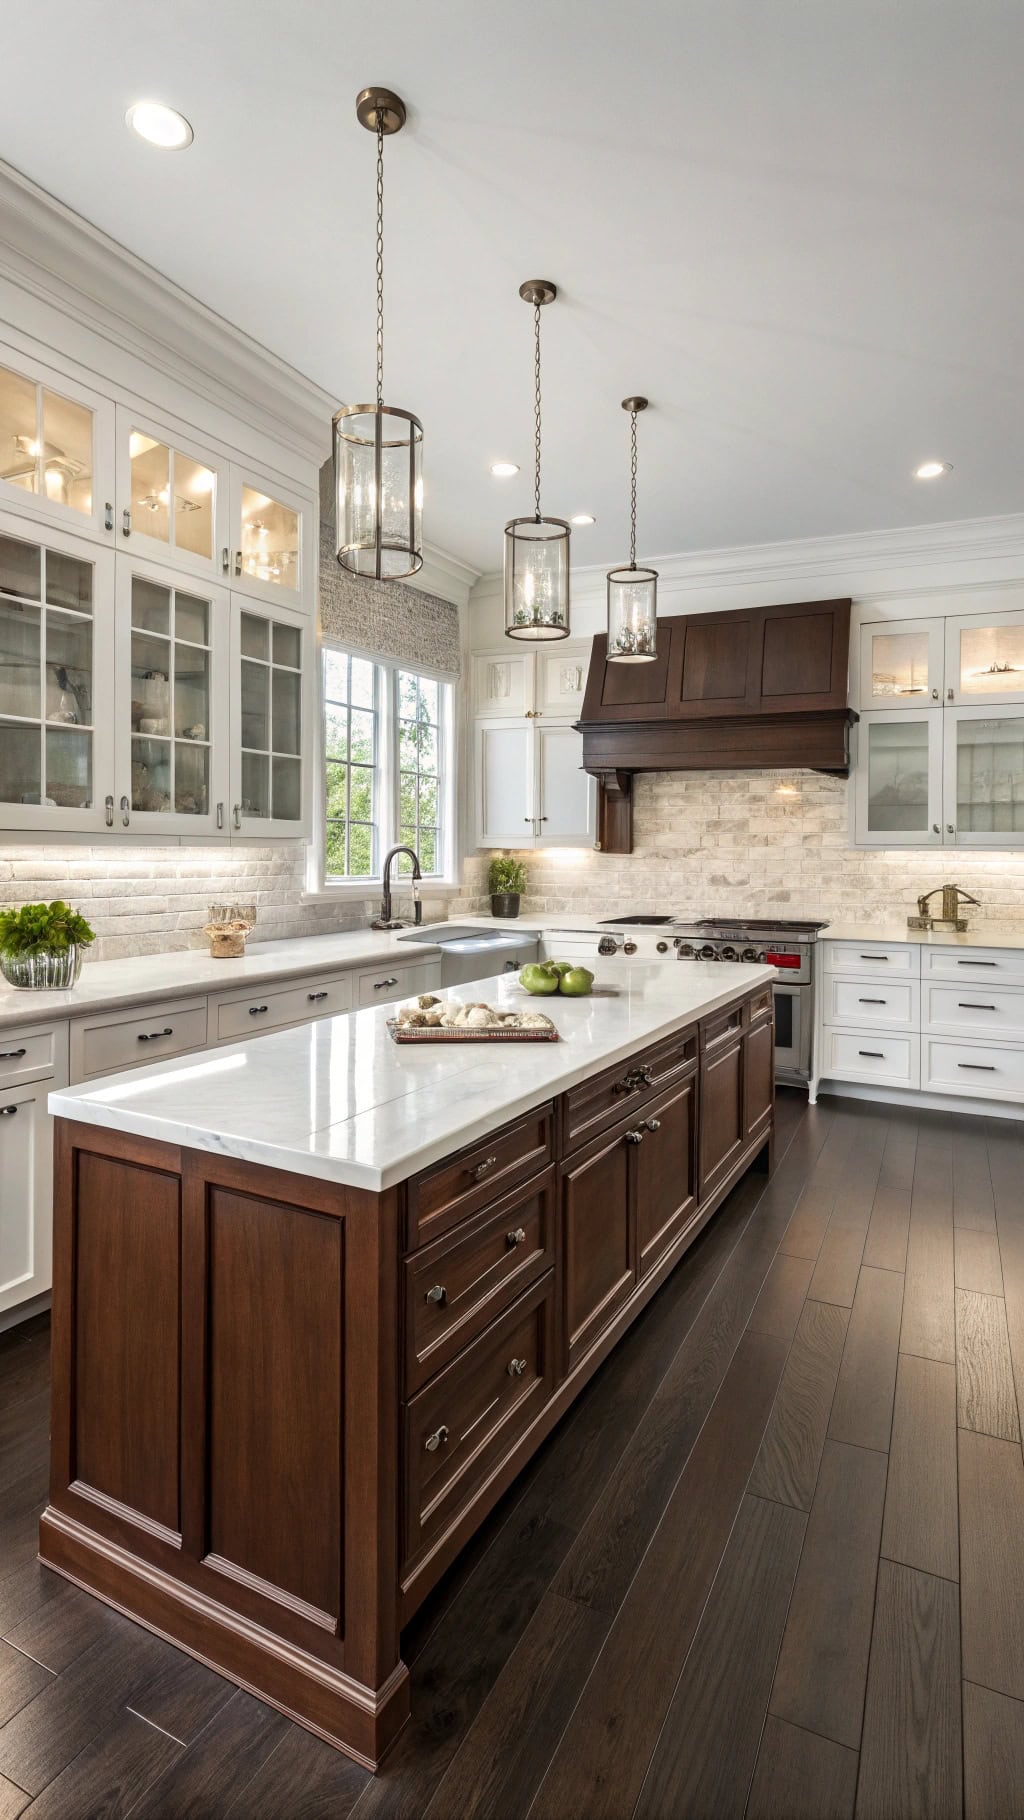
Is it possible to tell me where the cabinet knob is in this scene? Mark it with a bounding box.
[626,1128,646,1144]
[932,823,940,834]
[506,1226,527,1248]
[931,688,939,700]
[424,1284,447,1305]
[644,1116,661,1132]
[0,1105,19,1117]
[424,1424,449,1453]
[506,1357,528,1377]
[946,824,956,835]
[469,1154,498,1180]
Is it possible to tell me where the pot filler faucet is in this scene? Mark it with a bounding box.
[373,845,423,930]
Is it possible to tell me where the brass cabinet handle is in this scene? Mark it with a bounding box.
[0,1048,27,1060]
[507,1357,528,1377]
[506,1226,527,1248]
[625,1128,646,1144]
[373,976,399,990]
[469,1154,498,1180]
[424,1424,449,1453]
[138,1028,173,1042]
[424,1284,447,1305]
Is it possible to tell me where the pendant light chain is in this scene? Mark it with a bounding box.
[375,107,385,411]
[629,407,638,569]
[533,301,543,520]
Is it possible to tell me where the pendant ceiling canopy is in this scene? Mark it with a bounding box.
[607,396,658,662]
[504,280,571,642]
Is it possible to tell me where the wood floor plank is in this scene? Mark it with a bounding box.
[0,1778,30,1820]
[962,1679,1024,1820]
[855,1560,961,1820]
[862,1116,918,1274]
[987,1117,1024,1426]
[750,1299,850,1511]
[530,1329,790,1820]
[748,1251,816,1341]
[880,1353,958,1581]
[770,1439,888,1750]
[807,1116,890,1307]
[126,1690,290,1819]
[2,1583,120,1675]
[900,1123,955,1363]
[779,1113,863,1261]
[0,1641,52,1729]
[954,1227,1003,1295]
[959,1427,1024,1701]
[223,1724,369,1819]
[127,1649,236,1746]
[955,1289,1020,1441]
[828,1265,904,1453]
[952,1119,997,1233]
[22,1707,182,1820]
[633,1495,806,1820]
[746,1715,858,1820]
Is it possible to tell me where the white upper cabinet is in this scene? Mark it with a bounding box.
[114,554,230,837]
[472,650,532,719]
[853,708,943,847]
[0,344,114,543]
[536,646,588,718]
[858,617,945,710]
[471,641,590,720]
[116,406,229,582]
[944,608,1024,707]
[0,512,115,834]
[943,706,1024,846]
[229,468,313,608]
[230,599,309,838]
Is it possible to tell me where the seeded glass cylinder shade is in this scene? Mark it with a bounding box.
[333,403,423,580]
[607,566,658,662]
[504,516,571,640]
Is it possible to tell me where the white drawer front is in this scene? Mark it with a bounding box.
[827,977,918,1031]
[821,1027,920,1088]
[356,958,442,1008]
[70,998,209,1084]
[924,980,1024,1042]
[823,941,918,979]
[923,1036,1024,1102]
[213,970,354,1044]
[922,946,1024,985]
[0,1022,68,1089]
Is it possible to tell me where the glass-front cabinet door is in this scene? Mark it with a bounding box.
[228,468,311,607]
[944,610,1024,707]
[114,556,229,835]
[943,707,1024,845]
[0,344,114,542]
[858,617,945,710]
[116,406,228,581]
[230,601,308,837]
[0,514,114,832]
[854,709,943,846]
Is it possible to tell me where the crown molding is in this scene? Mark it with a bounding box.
[469,512,1024,607]
[0,159,336,467]
[411,542,479,613]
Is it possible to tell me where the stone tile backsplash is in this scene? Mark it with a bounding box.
[453,771,1024,929]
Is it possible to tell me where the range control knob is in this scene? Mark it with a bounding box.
[598,935,619,957]
[741,947,758,961]
[699,944,718,961]
[676,942,695,958]
[721,945,738,961]
[656,941,669,953]
[623,939,638,955]
[756,950,767,962]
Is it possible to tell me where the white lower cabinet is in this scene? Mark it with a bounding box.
[211,969,353,1043]
[923,1036,1024,1101]
[0,1022,68,1318]
[355,958,442,1007]
[819,1027,920,1090]
[69,996,210,1083]
[826,976,918,1030]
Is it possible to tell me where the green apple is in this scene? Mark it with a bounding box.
[520,962,561,996]
[545,960,575,978]
[559,966,594,997]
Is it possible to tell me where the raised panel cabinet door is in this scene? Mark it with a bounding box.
[676,611,758,717]
[475,718,536,846]
[0,1084,54,1314]
[699,1037,745,1200]
[535,723,596,847]
[583,629,673,721]
[562,1125,636,1367]
[757,599,850,712]
[634,1075,698,1276]
[858,616,945,710]
[744,1014,774,1143]
[942,705,1024,847]
[853,708,943,846]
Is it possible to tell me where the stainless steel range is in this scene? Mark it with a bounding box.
[546,915,828,1087]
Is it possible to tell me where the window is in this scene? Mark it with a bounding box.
[320,646,451,885]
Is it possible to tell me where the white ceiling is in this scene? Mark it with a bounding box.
[2,0,1022,576]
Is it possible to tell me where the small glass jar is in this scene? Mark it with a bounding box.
[0,946,84,990]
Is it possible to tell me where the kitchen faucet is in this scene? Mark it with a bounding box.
[373,845,423,930]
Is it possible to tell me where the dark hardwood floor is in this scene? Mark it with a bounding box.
[3,1088,1024,1816]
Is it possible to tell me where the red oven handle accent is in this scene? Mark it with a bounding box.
[765,951,800,968]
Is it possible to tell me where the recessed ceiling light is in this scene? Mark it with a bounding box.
[125,101,194,150]
[570,513,596,526]
[913,459,952,480]
[489,461,519,478]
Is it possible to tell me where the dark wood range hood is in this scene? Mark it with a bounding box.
[577,597,857,852]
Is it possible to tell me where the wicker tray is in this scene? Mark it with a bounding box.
[386,1019,559,1044]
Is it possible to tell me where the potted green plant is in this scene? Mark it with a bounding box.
[0,900,96,990]
[487,855,527,920]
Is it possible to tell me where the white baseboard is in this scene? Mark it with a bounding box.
[0,1292,50,1334]
[815,1078,1024,1121]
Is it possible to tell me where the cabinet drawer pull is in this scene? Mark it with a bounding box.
[958,1062,996,1071]
[308,990,329,1002]
[0,1049,27,1060]
[625,1128,646,1144]
[373,976,399,990]
[859,954,889,961]
[424,1424,449,1453]
[138,1028,173,1042]
[0,1105,18,1116]
[248,1004,269,1016]
[858,1049,885,1058]
[957,959,997,966]
[644,1116,661,1132]
[858,997,887,1004]
[469,1154,498,1181]
[105,794,114,827]
[506,1357,528,1378]
[958,1002,996,1011]
[424,1284,447,1305]
[121,507,131,537]
[506,1226,527,1248]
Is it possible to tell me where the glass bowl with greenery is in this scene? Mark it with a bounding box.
[0,901,96,990]
[487,856,527,919]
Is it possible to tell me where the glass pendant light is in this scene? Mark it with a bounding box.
[607,397,658,662]
[334,88,423,580]
[504,281,571,641]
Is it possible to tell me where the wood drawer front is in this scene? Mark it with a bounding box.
[406,1103,555,1250]
[212,970,353,1044]
[404,1168,556,1394]
[561,1025,698,1152]
[923,1036,1024,1101]
[745,987,774,1027]
[823,941,918,979]
[922,946,1024,985]
[402,1272,556,1569]
[70,998,209,1084]
[827,976,918,1031]
[0,1022,68,1089]
[701,1003,744,1051]
[356,957,442,1009]
[924,980,1024,1042]
[820,1027,919,1089]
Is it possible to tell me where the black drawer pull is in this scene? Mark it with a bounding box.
[248,1004,269,1016]
[958,1062,996,1071]
[373,976,399,990]
[858,1049,885,1058]
[958,1002,996,1011]
[307,990,328,1002]
[859,954,889,961]
[858,997,887,1004]
[957,959,997,966]
[0,1048,27,1060]
[0,1104,18,1116]
[138,1028,173,1042]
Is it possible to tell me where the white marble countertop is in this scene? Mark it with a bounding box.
[49,961,774,1192]
[823,922,1024,950]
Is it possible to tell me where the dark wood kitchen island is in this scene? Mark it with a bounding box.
[41,961,774,1768]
